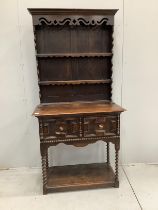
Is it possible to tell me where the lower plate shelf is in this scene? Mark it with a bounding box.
[46,163,115,193]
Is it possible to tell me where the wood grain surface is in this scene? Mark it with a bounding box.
[33,102,125,117]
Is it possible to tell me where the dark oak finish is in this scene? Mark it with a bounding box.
[29,8,125,194]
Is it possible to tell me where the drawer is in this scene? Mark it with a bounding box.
[41,117,80,139]
[84,115,118,137]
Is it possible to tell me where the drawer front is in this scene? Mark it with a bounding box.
[41,117,80,139]
[84,115,118,137]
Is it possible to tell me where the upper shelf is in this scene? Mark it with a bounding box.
[36,52,112,58]
[39,79,112,86]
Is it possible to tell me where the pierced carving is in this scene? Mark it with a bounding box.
[97,18,109,25]
[37,17,111,26]
[39,17,52,25]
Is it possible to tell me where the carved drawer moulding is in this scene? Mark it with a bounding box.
[39,114,120,141]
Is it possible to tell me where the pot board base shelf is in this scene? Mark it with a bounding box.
[45,163,116,194]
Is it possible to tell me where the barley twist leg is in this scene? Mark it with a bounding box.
[106,142,110,165]
[114,141,120,188]
[41,146,48,194]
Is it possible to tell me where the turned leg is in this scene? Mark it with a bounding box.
[46,151,49,171]
[114,141,120,188]
[41,146,48,195]
[106,142,110,165]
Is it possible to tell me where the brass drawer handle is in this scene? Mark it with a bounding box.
[59,126,64,131]
[98,124,104,129]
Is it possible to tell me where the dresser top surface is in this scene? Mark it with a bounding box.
[33,102,125,117]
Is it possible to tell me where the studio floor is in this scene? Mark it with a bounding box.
[0,164,158,210]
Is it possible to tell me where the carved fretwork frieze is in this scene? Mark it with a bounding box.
[33,15,114,26]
